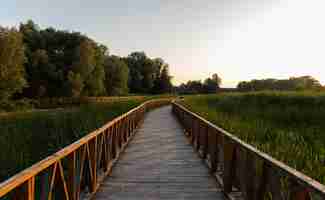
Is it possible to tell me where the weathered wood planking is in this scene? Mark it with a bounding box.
[92,106,224,200]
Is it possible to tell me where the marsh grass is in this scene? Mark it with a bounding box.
[0,99,143,182]
[181,92,325,184]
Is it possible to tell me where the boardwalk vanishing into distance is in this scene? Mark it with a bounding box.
[93,106,224,200]
[0,99,324,200]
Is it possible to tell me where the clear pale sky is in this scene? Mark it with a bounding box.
[2,0,325,87]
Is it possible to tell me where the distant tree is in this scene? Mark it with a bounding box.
[203,73,222,93]
[151,58,173,94]
[104,55,129,96]
[237,76,323,91]
[0,27,27,101]
[212,73,222,87]
[203,78,216,93]
[153,65,173,93]
[183,80,203,94]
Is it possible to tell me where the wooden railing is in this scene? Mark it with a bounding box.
[0,99,171,200]
[172,102,325,200]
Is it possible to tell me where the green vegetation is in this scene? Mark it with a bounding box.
[181,92,325,184]
[237,76,323,92]
[0,27,27,102]
[176,73,222,94]
[0,99,144,182]
[0,20,173,111]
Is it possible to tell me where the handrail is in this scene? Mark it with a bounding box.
[172,101,325,200]
[0,98,172,199]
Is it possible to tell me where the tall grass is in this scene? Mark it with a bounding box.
[181,92,325,184]
[0,99,143,182]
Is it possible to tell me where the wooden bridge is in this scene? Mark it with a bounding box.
[1,99,325,200]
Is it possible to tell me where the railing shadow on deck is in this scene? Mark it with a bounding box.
[172,102,325,200]
[0,99,172,200]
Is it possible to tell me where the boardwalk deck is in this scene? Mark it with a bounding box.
[92,106,224,200]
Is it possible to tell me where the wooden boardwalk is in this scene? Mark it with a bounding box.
[92,106,224,200]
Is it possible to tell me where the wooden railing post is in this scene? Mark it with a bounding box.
[257,162,269,199]
[127,117,131,137]
[88,137,97,193]
[195,120,201,151]
[122,118,127,142]
[117,121,122,149]
[111,126,117,159]
[223,138,237,194]
[245,152,258,200]
[208,128,218,173]
[290,181,312,200]
[68,152,77,200]
[202,124,209,159]
[13,177,35,200]
[190,116,195,144]
[103,130,110,172]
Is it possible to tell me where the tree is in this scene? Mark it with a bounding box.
[203,73,222,93]
[83,44,107,96]
[27,49,50,97]
[237,76,323,91]
[20,20,88,97]
[212,73,222,88]
[158,65,173,93]
[2,20,175,99]
[72,39,95,78]
[71,39,107,96]
[104,56,129,96]
[0,27,27,101]
[126,52,158,93]
[67,71,84,97]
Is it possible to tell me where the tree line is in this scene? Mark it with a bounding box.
[176,73,222,94]
[0,20,173,104]
[237,76,323,92]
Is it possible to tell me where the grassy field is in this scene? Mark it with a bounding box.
[180,92,325,184]
[0,99,145,182]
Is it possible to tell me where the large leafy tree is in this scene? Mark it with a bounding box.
[152,59,172,94]
[126,52,159,93]
[126,52,146,93]
[104,55,129,96]
[158,65,173,93]
[20,21,87,97]
[0,27,27,101]
[84,44,107,96]
[20,20,107,97]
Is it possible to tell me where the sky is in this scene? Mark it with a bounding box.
[1,0,325,87]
